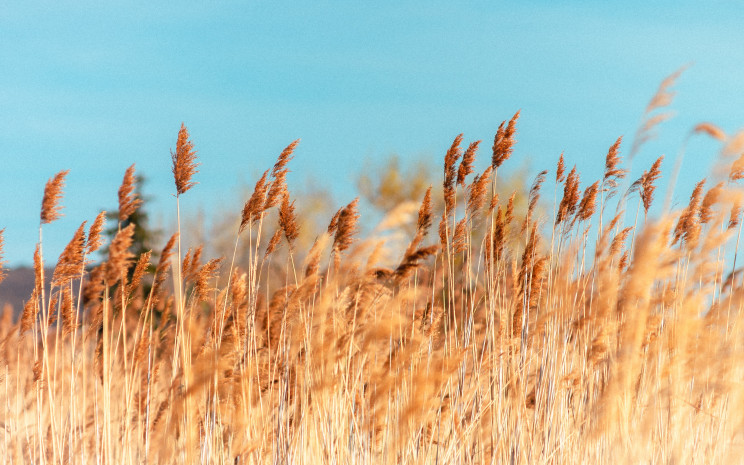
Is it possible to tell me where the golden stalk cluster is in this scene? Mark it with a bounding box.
[2,72,744,464]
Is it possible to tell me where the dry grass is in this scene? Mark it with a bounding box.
[2,75,744,464]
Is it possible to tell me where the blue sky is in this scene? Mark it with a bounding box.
[0,1,742,266]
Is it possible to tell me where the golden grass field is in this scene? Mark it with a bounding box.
[2,71,744,464]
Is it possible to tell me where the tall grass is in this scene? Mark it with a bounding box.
[2,75,744,464]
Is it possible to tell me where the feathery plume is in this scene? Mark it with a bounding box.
[41,169,70,224]
[152,233,178,299]
[438,212,448,248]
[240,170,269,232]
[523,170,547,231]
[505,192,516,226]
[20,246,42,336]
[467,166,493,217]
[457,140,480,187]
[52,222,87,288]
[171,123,199,196]
[333,198,360,256]
[194,258,223,302]
[394,244,439,282]
[492,111,520,169]
[556,166,579,225]
[729,201,742,229]
[265,139,300,210]
[304,233,330,278]
[279,192,299,248]
[417,186,433,233]
[118,164,142,223]
[729,153,744,182]
[443,134,463,213]
[603,137,626,199]
[452,219,468,253]
[556,152,566,183]
[327,208,342,235]
[631,67,686,156]
[699,182,723,224]
[60,287,76,338]
[692,122,726,142]
[105,223,135,284]
[640,156,664,215]
[182,245,203,285]
[576,181,600,223]
[673,178,705,246]
[87,211,107,254]
[127,251,152,300]
[264,229,283,258]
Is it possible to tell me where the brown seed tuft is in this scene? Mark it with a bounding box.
[171,123,199,196]
[264,229,283,258]
[105,223,135,284]
[457,140,480,187]
[640,156,664,215]
[417,186,433,233]
[52,222,87,288]
[467,166,493,218]
[492,111,520,169]
[673,178,705,246]
[556,166,579,225]
[194,258,223,302]
[41,170,70,224]
[265,139,300,210]
[240,170,270,232]
[728,201,742,229]
[452,218,468,253]
[279,192,299,248]
[127,251,151,301]
[693,122,726,142]
[576,181,600,223]
[332,198,360,256]
[87,211,107,254]
[699,182,723,224]
[523,170,547,231]
[118,164,142,223]
[556,152,566,183]
[443,134,463,213]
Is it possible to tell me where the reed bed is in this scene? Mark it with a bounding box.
[2,76,744,464]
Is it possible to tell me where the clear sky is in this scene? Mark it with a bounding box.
[0,1,742,266]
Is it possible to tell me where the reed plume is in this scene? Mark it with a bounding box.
[639,155,664,215]
[556,152,566,183]
[41,169,70,224]
[576,180,600,224]
[699,182,723,224]
[118,164,142,223]
[603,137,626,198]
[51,221,87,287]
[693,122,727,142]
[105,223,135,284]
[443,134,463,213]
[265,139,299,210]
[457,140,480,187]
[240,170,269,232]
[556,166,579,225]
[332,198,359,257]
[492,111,520,169]
[673,178,706,246]
[523,170,547,231]
[87,211,107,254]
[171,123,199,196]
[279,192,299,248]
